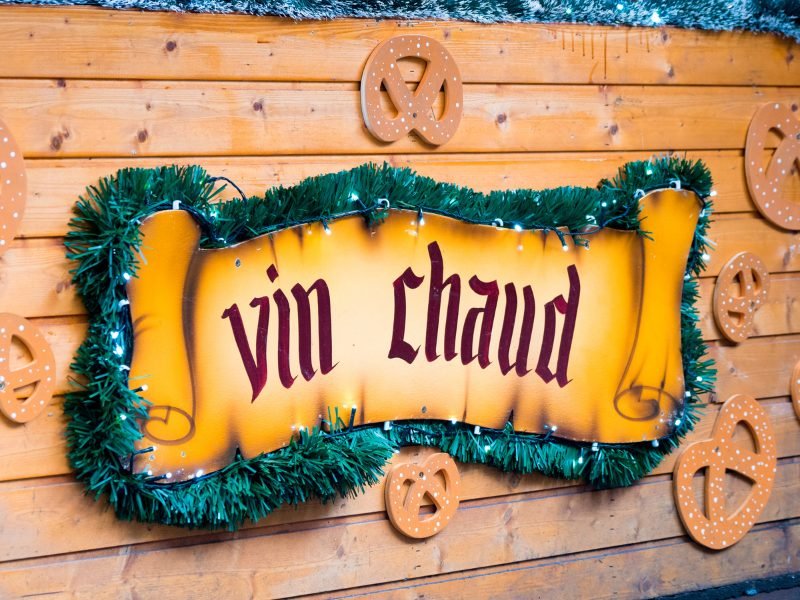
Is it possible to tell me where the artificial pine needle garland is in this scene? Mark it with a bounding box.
[65,157,716,529]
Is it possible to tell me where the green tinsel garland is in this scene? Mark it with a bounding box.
[65,157,715,529]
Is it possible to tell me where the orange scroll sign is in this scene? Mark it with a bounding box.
[128,189,701,481]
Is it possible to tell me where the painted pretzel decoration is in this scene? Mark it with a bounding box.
[744,103,800,230]
[712,252,770,343]
[0,118,26,256]
[0,313,56,423]
[673,394,777,550]
[361,35,463,145]
[385,452,461,539]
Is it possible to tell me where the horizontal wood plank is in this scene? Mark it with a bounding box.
[698,272,800,341]
[2,316,791,466]
[0,397,796,559]
[704,214,800,275]
[319,519,800,599]
[2,369,795,484]
[1,9,798,600]
[0,399,68,482]
[0,7,797,86]
[10,315,799,404]
[0,459,796,598]
[711,334,800,401]
[0,81,798,158]
[4,215,797,319]
[18,150,749,239]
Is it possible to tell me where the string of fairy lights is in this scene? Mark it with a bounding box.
[103,171,715,487]
[61,158,715,526]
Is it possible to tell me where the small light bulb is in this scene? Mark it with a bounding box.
[514,224,523,232]
[114,345,124,356]
[122,272,132,281]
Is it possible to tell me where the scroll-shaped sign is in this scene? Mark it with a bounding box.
[129,188,700,481]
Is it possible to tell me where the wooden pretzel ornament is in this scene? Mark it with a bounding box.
[712,252,770,343]
[361,35,463,145]
[385,452,461,539]
[673,394,777,550]
[744,103,800,230]
[0,118,26,256]
[0,313,56,423]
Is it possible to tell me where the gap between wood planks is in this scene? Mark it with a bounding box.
[0,459,796,597]
[298,518,800,599]
[0,405,796,565]
[0,80,798,158]
[0,393,796,481]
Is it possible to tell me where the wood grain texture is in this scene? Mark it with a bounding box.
[315,519,800,599]
[6,304,800,403]
[3,214,797,320]
[0,370,796,484]
[0,7,798,599]
[17,150,748,239]
[0,80,798,158]
[0,7,797,86]
[698,272,800,341]
[712,334,800,401]
[0,397,796,556]
[0,459,797,598]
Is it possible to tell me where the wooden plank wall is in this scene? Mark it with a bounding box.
[0,6,798,598]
